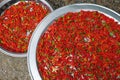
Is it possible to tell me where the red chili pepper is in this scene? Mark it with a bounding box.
[0,1,50,53]
[37,11,120,80]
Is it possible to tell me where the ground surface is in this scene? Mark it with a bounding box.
[0,0,120,80]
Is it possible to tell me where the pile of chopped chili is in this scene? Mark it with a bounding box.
[0,1,49,53]
[37,11,120,80]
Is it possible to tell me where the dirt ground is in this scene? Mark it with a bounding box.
[0,0,120,80]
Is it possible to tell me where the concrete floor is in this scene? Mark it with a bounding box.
[0,0,120,80]
[0,53,30,80]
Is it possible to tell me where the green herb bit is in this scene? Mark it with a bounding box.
[65,48,67,51]
[54,48,59,52]
[57,36,61,41]
[105,25,110,29]
[67,16,70,19]
[52,40,55,45]
[92,38,95,42]
[117,49,120,54]
[49,46,53,50]
[0,39,2,43]
[110,32,114,36]
[97,48,101,52]
[117,42,120,46]
[106,58,110,62]
[89,52,93,56]
[95,25,98,28]
[87,73,94,77]
[99,56,103,60]
[109,32,116,38]
[20,0,25,1]
[69,48,73,53]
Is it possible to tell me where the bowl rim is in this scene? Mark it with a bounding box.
[27,3,120,80]
[0,0,53,57]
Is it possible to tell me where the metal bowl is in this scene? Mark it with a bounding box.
[0,0,53,57]
[27,3,120,80]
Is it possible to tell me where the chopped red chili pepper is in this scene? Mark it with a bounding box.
[0,1,50,53]
[37,11,120,80]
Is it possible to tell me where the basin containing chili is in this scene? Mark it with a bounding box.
[0,0,53,57]
[28,3,120,80]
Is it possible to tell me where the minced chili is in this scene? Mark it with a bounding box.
[37,11,120,80]
[0,1,49,53]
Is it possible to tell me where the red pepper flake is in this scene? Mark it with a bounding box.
[37,11,120,80]
[0,1,50,53]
